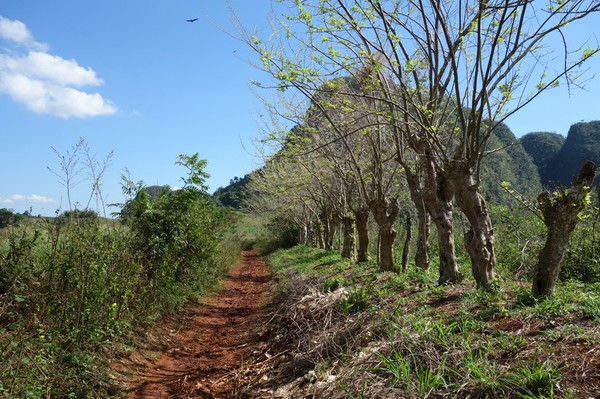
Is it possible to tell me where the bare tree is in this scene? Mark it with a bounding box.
[48,138,114,216]
[301,78,404,270]
[48,139,86,212]
[237,0,599,287]
[82,142,114,217]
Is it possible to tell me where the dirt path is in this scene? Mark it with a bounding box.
[128,251,271,398]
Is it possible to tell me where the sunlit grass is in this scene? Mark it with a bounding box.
[264,244,598,398]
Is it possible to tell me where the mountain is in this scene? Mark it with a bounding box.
[213,175,252,209]
[520,132,565,185]
[481,122,543,204]
[213,123,543,210]
[521,121,600,188]
[545,121,600,186]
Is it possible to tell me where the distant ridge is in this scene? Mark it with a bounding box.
[521,121,600,188]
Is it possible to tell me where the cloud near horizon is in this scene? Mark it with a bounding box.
[0,16,117,118]
[0,194,57,205]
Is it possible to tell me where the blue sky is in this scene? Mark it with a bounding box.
[0,1,279,216]
[1,1,599,216]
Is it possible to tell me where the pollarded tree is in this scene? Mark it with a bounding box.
[238,4,462,282]
[238,0,600,287]
[300,77,405,271]
[250,130,350,253]
[252,73,404,269]
[533,160,597,297]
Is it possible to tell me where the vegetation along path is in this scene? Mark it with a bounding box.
[129,251,271,398]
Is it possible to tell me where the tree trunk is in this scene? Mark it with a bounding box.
[451,166,496,287]
[404,167,431,270]
[324,214,340,251]
[298,225,308,245]
[369,197,400,271]
[379,223,397,272]
[322,215,332,251]
[433,198,460,284]
[307,222,315,246]
[401,212,412,272]
[341,215,356,259]
[354,208,370,262]
[422,155,461,284]
[315,220,325,249]
[415,206,431,270]
[533,160,597,297]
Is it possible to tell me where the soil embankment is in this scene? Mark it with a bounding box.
[125,251,271,398]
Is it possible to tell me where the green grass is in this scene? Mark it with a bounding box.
[269,244,349,275]
[232,212,267,250]
[265,244,599,398]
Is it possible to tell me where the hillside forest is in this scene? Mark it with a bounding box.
[2,0,600,398]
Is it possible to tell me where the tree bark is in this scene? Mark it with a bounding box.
[307,222,315,246]
[322,215,332,250]
[450,166,496,287]
[369,197,400,271]
[433,197,460,284]
[422,155,462,284]
[354,208,370,262]
[327,215,340,251]
[379,224,397,272]
[341,215,356,259]
[298,225,308,245]
[404,166,431,270]
[401,211,412,272]
[314,220,325,249]
[414,206,431,270]
[533,160,596,297]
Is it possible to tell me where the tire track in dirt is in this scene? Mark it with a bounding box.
[129,251,271,398]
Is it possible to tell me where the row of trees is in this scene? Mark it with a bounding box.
[239,0,600,296]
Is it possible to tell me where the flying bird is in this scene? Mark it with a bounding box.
[186,18,199,23]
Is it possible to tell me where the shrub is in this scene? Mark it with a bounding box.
[0,208,23,229]
[0,153,236,397]
[254,214,298,255]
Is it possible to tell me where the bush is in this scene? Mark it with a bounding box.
[0,208,23,228]
[561,205,600,283]
[120,153,233,309]
[0,153,236,397]
[254,214,298,255]
[61,208,99,220]
[489,205,544,277]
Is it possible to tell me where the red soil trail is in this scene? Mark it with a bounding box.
[129,251,271,399]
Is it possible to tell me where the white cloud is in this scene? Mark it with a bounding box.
[0,194,57,205]
[0,15,117,118]
[0,72,117,118]
[1,51,104,87]
[0,15,48,50]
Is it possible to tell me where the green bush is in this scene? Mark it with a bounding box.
[489,205,544,277]
[561,206,600,283]
[253,214,298,255]
[0,208,23,228]
[60,209,98,220]
[0,153,236,397]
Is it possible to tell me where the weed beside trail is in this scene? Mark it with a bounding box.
[0,154,240,398]
[243,245,600,399]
